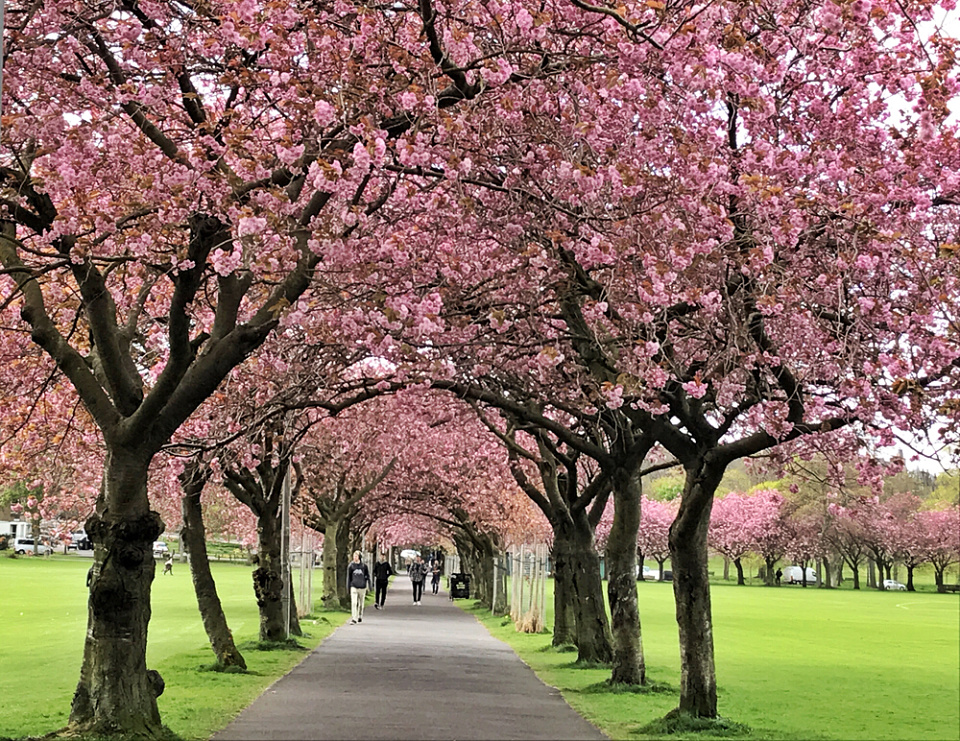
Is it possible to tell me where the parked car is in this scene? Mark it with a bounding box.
[153,541,169,557]
[67,531,91,551]
[781,565,818,584]
[882,579,907,591]
[636,564,658,580]
[13,537,53,556]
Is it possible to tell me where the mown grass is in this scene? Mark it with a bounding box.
[466,578,960,740]
[0,555,347,740]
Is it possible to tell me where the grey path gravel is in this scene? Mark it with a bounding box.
[212,574,606,740]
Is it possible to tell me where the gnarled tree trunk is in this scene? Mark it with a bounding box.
[254,504,301,640]
[567,512,614,665]
[70,451,165,737]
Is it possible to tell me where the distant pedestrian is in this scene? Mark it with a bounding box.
[347,551,371,624]
[163,557,173,575]
[373,553,394,609]
[409,555,427,604]
[775,568,782,586]
[431,559,442,595]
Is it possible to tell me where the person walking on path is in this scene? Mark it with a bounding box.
[430,559,441,595]
[409,555,427,604]
[373,553,394,609]
[347,551,371,624]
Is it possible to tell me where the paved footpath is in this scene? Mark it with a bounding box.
[213,575,606,741]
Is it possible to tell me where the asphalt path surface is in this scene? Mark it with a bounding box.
[213,574,606,741]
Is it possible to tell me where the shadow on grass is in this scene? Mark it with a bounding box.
[196,663,260,675]
[237,638,308,652]
[581,679,676,695]
[538,643,578,653]
[2,724,187,741]
[638,710,750,737]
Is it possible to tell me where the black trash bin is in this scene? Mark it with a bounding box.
[449,573,470,599]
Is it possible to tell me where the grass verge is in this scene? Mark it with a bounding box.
[0,556,349,740]
[463,578,960,740]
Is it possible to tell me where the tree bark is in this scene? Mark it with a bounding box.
[254,505,287,641]
[906,565,915,592]
[852,564,860,590]
[322,519,341,609]
[551,536,577,646]
[336,521,350,608]
[722,557,730,581]
[180,468,247,670]
[567,511,614,665]
[668,460,722,719]
[493,551,508,615]
[69,450,165,737]
[605,465,644,685]
[764,556,778,586]
[733,557,745,586]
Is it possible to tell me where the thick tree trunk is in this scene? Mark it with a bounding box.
[477,539,496,608]
[734,557,745,586]
[336,522,350,608]
[906,565,915,592]
[568,512,614,665]
[764,556,777,586]
[551,536,577,646]
[668,461,722,719]
[69,450,166,737]
[722,557,730,581]
[254,507,287,641]
[852,564,860,590]
[821,557,832,589]
[181,477,246,670]
[605,466,645,685]
[322,519,341,609]
[493,551,509,615]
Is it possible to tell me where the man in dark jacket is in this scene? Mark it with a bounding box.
[347,551,371,624]
[373,553,394,610]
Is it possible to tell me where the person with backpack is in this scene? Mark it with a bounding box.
[373,553,394,610]
[347,551,371,624]
[408,555,427,605]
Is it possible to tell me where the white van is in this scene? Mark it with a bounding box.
[13,537,53,556]
[781,565,817,584]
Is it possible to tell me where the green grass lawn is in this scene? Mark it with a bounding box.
[0,554,347,740]
[467,578,960,740]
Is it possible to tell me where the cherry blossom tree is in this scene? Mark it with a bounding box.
[708,494,754,586]
[784,512,825,588]
[748,491,790,587]
[1,0,593,731]
[917,507,960,591]
[638,497,675,582]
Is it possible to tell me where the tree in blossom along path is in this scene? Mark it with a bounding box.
[315,0,960,717]
[3,0,960,734]
[0,0,615,731]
